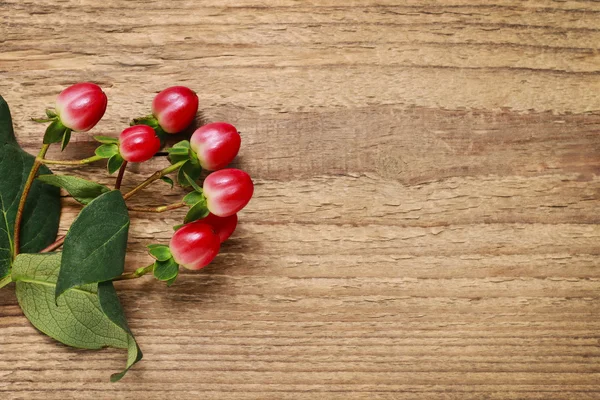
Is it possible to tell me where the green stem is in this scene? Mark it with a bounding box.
[128,202,186,213]
[41,155,104,165]
[0,275,12,289]
[112,264,154,281]
[123,160,186,201]
[14,144,50,257]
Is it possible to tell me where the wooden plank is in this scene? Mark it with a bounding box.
[0,0,599,399]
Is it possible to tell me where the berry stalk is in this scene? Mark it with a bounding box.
[128,201,186,213]
[41,154,104,165]
[123,160,187,200]
[14,144,51,256]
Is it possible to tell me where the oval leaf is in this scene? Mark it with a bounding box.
[37,174,110,205]
[56,190,129,300]
[0,95,61,279]
[12,253,142,381]
[153,258,179,283]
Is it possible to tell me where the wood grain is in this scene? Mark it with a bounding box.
[1,0,600,398]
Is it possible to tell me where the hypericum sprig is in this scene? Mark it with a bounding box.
[0,83,254,382]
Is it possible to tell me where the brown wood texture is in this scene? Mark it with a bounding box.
[1,0,600,398]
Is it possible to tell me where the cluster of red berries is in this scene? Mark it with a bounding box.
[52,83,253,272]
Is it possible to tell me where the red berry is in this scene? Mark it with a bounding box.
[118,125,161,163]
[169,221,220,270]
[190,122,241,171]
[203,169,253,217]
[198,213,238,243]
[152,86,198,134]
[55,82,107,132]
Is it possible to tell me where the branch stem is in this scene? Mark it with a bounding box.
[112,264,154,281]
[41,155,104,165]
[0,275,11,289]
[115,161,128,189]
[128,202,186,213]
[123,160,186,201]
[40,235,66,253]
[14,144,50,256]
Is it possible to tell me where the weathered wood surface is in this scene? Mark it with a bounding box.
[1,0,600,398]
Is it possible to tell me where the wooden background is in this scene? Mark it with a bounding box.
[1,0,600,398]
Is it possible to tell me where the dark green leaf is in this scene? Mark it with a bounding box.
[184,171,202,192]
[183,191,203,206]
[12,253,142,382]
[43,119,68,144]
[56,191,129,300]
[37,174,110,205]
[93,135,119,144]
[60,128,72,151]
[184,200,209,223]
[95,144,119,158]
[107,153,125,175]
[153,258,179,282]
[0,95,61,280]
[147,244,172,261]
[177,161,202,187]
[160,176,174,188]
[97,281,143,382]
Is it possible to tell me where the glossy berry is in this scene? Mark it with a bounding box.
[190,122,241,171]
[55,82,107,132]
[169,221,220,270]
[199,213,238,243]
[203,169,254,217]
[152,86,198,134]
[118,125,161,163]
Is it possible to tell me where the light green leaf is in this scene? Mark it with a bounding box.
[93,135,119,144]
[37,174,110,205]
[56,191,129,300]
[148,244,172,261]
[183,191,203,206]
[43,119,68,144]
[95,144,119,159]
[12,253,142,382]
[153,258,179,282]
[0,95,61,280]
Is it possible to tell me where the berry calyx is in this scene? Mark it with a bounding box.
[190,122,241,171]
[152,86,198,134]
[198,213,238,243]
[55,82,107,132]
[169,221,220,270]
[119,125,161,163]
[203,169,254,217]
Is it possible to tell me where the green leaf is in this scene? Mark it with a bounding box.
[177,160,202,187]
[173,140,191,149]
[153,258,179,282]
[93,135,119,144]
[97,281,143,382]
[12,253,142,381]
[95,143,119,159]
[160,176,174,188]
[130,115,158,129]
[107,153,125,175]
[37,174,110,205]
[0,95,61,280]
[56,191,129,300]
[184,200,209,223]
[43,119,68,144]
[183,191,204,206]
[60,128,72,151]
[147,244,172,261]
[167,147,189,156]
[184,171,202,192]
[45,109,57,118]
